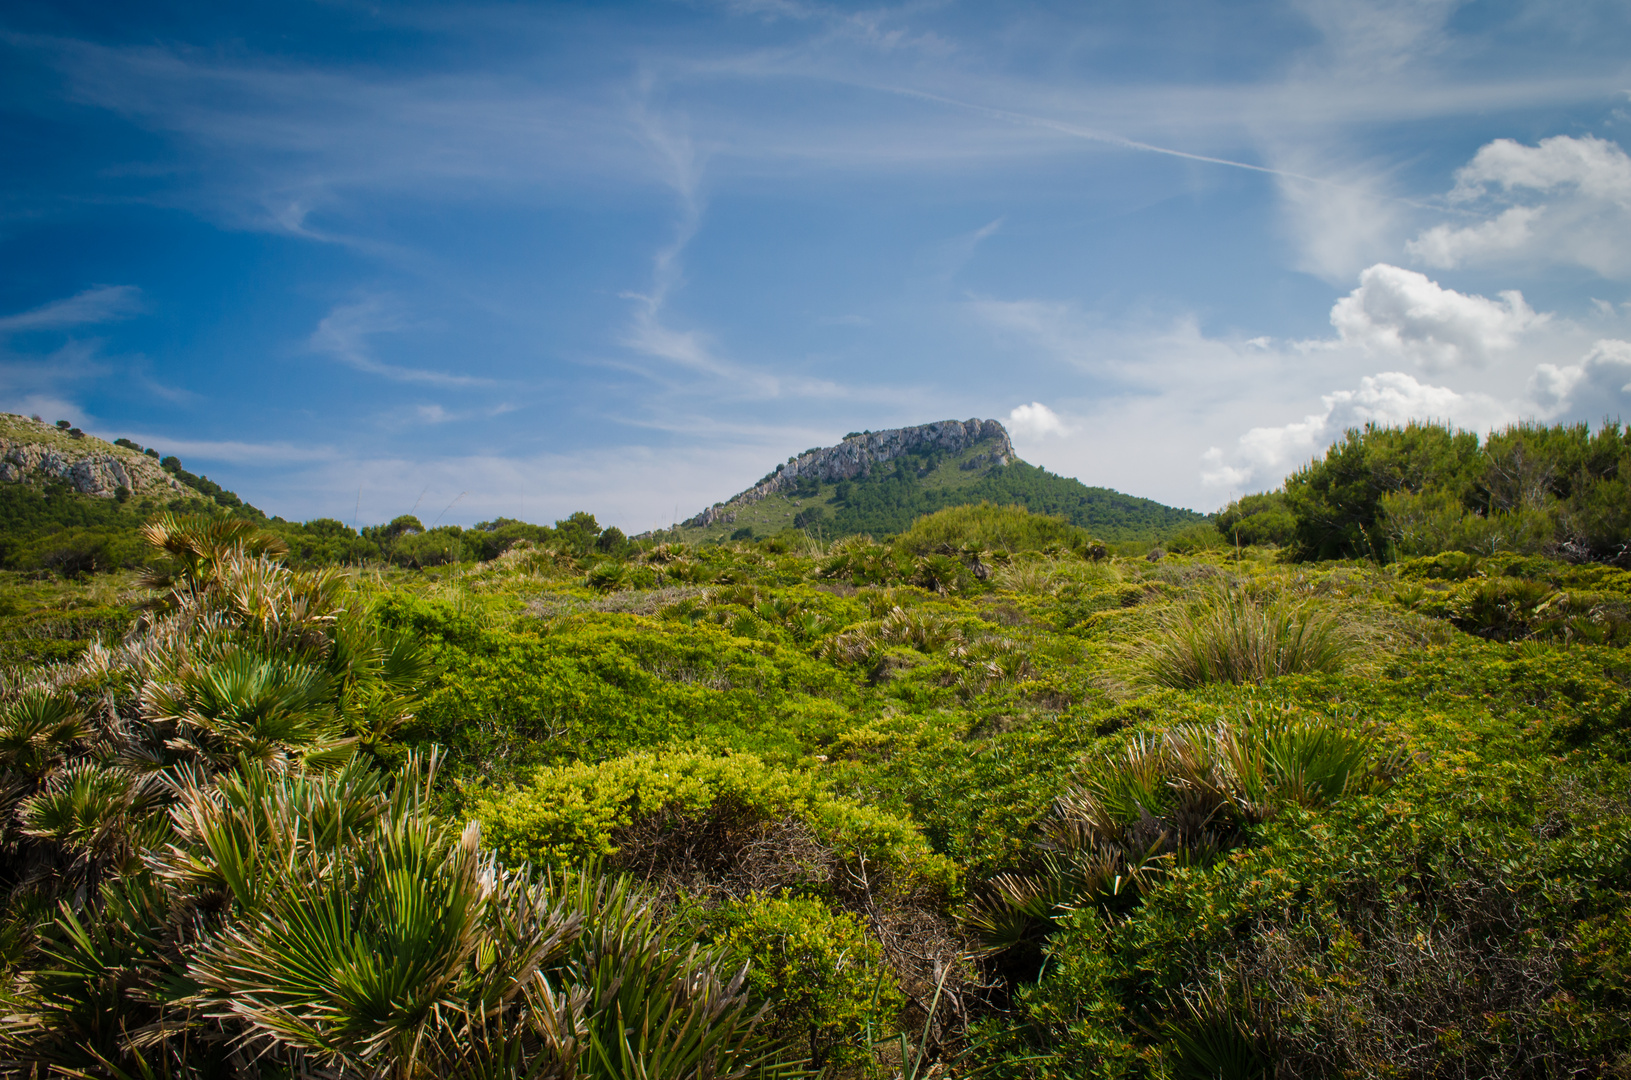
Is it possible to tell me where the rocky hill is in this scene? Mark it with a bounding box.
[673,418,1204,543]
[0,412,260,520]
[0,414,193,498]
[683,418,1013,529]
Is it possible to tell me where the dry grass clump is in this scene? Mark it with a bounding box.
[1132,589,1372,689]
[991,555,1124,598]
[818,605,962,664]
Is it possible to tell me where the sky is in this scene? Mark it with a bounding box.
[2,0,1630,531]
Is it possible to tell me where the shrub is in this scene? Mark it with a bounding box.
[896,503,1088,556]
[586,561,631,592]
[9,528,148,576]
[1283,421,1484,560]
[1381,490,1554,557]
[1164,523,1226,555]
[1215,492,1297,548]
[710,894,902,1071]
[474,749,955,896]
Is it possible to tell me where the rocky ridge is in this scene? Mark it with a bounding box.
[682,418,1014,529]
[0,414,192,499]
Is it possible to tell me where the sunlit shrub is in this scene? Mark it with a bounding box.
[474,749,955,896]
[711,893,902,1072]
[896,503,1089,556]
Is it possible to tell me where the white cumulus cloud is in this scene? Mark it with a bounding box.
[1528,338,1631,419]
[1202,371,1511,490]
[1007,401,1068,439]
[1329,263,1544,372]
[1407,135,1631,277]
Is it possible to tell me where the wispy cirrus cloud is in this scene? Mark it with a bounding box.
[308,298,492,387]
[0,285,142,333]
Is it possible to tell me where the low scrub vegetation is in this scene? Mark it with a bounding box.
[3,439,1631,1077]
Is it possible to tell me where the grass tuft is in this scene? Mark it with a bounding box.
[1134,589,1363,688]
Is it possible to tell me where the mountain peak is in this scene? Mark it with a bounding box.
[683,418,1014,529]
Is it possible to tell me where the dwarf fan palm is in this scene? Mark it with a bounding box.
[0,690,89,783]
[141,647,347,772]
[140,513,289,599]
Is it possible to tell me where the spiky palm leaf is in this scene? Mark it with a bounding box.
[0,690,89,782]
[142,647,347,771]
[139,514,289,597]
[563,873,793,1080]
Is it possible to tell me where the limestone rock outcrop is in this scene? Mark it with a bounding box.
[0,415,192,498]
[682,418,1013,528]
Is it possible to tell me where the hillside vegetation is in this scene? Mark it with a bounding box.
[2,410,1630,1078]
[676,426,1204,545]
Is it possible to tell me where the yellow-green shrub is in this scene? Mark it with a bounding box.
[474,749,957,895]
[712,893,902,1072]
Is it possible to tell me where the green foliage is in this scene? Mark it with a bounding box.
[4,471,1631,1080]
[1380,488,1554,557]
[896,502,1092,555]
[1282,420,1630,563]
[1163,523,1225,555]
[475,749,954,894]
[1214,491,1296,548]
[405,610,858,786]
[1284,421,1484,560]
[964,711,1399,955]
[711,894,902,1071]
[0,506,799,1079]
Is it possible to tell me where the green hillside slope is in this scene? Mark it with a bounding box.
[676,430,1204,543]
[0,413,262,572]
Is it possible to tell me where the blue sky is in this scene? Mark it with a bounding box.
[3,0,1630,530]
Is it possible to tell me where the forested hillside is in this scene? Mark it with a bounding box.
[675,423,1204,545]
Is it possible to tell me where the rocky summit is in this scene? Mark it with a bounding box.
[0,414,191,498]
[682,418,1012,528]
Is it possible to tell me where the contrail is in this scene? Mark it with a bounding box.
[879,84,1467,213]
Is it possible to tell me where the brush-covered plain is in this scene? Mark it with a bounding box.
[0,430,1629,1078]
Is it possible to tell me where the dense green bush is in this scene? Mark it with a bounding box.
[895,502,1091,555]
[1284,421,1483,560]
[1281,420,1629,563]
[1214,491,1296,548]
[710,894,902,1072]
[474,749,955,895]
[7,527,149,575]
[404,611,858,786]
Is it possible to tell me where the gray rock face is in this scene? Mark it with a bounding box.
[682,418,1014,528]
[0,420,191,499]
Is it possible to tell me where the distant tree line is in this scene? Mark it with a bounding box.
[1216,420,1630,564]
